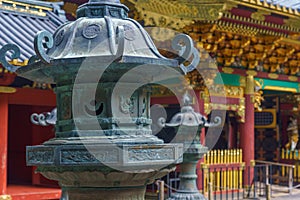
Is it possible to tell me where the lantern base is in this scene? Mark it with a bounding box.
[27,142,183,200]
[60,187,146,200]
[168,192,207,200]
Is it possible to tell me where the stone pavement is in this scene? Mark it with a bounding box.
[247,186,300,200]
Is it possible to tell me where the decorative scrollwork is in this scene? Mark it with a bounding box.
[31,108,57,126]
[172,34,200,74]
[204,116,222,127]
[0,44,21,72]
[34,30,54,64]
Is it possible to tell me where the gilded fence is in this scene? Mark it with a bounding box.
[201,149,245,194]
[281,148,300,184]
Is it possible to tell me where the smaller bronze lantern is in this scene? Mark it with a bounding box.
[159,92,221,200]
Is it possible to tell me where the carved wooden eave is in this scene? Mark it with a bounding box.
[124,0,225,30]
[124,0,300,33]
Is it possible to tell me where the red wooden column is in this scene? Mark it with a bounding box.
[0,94,8,195]
[239,75,255,186]
[196,91,206,191]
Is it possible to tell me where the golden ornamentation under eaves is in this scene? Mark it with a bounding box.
[63,2,78,18]
[203,85,244,98]
[268,73,279,79]
[288,76,298,82]
[183,21,300,75]
[138,10,193,30]
[0,0,52,16]
[251,10,270,21]
[284,18,300,30]
[203,91,245,122]
[253,90,264,111]
[222,67,234,74]
[253,80,264,111]
[125,0,224,27]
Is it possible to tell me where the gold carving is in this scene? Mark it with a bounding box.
[224,2,238,11]
[138,10,193,30]
[0,86,16,93]
[0,0,51,16]
[222,67,234,74]
[268,73,279,79]
[251,11,269,21]
[126,0,224,28]
[238,98,245,123]
[0,195,12,200]
[203,92,245,122]
[246,70,257,76]
[288,76,298,82]
[239,77,246,87]
[253,80,264,111]
[226,86,244,98]
[284,18,300,30]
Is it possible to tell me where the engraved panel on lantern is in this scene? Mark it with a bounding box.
[58,91,72,121]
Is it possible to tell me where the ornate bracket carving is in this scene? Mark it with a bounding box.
[0,44,21,72]
[201,85,246,122]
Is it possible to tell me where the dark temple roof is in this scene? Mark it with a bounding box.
[266,0,300,10]
[0,0,67,62]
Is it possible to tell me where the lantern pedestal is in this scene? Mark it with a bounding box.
[168,143,208,200]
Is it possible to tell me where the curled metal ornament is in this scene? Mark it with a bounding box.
[0,44,21,72]
[172,34,200,74]
[204,116,222,127]
[31,108,57,126]
[34,30,54,64]
[28,55,39,65]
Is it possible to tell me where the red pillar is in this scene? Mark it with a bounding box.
[0,95,8,195]
[196,92,205,191]
[239,76,255,186]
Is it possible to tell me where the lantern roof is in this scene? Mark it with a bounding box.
[44,0,172,61]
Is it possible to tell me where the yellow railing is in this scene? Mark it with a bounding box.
[281,148,300,182]
[201,149,245,194]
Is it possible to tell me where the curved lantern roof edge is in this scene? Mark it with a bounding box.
[16,55,179,83]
